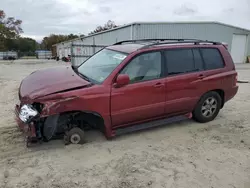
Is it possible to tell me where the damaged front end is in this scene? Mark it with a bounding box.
[14,66,94,146]
[15,73,92,146]
[15,103,45,147]
[15,99,76,147]
[15,89,90,147]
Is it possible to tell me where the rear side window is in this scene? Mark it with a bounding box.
[200,48,224,70]
[164,49,202,75]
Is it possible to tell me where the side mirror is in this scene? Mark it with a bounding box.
[114,74,130,88]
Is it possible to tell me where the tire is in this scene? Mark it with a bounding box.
[193,91,222,123]
[66,127,85,145]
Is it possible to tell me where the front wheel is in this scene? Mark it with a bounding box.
[193,92,222,123]
[64,127,85,145]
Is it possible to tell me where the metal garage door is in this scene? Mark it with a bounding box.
[231,34,247,63]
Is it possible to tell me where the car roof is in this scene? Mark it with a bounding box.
[106,43,145,54]
[106,39,224,54]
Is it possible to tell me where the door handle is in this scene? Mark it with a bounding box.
[154,83,164,88]
[198,74,206,79]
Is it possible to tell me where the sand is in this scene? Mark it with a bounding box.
[0,60,249,188]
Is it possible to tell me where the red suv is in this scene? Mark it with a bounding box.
[15,39,238,146]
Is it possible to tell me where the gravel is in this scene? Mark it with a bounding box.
[0,60,249,188]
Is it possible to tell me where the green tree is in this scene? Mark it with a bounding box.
[40,34,79,50]
[0,10,23,50]
[4,37,39,57]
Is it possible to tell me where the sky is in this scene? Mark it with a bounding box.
[1,0,250,42]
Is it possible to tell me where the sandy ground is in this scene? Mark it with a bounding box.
[0,60,249,188]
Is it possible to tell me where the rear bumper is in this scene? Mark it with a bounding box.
[225,86,239,103]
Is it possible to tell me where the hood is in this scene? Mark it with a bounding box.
[19,66,91,100]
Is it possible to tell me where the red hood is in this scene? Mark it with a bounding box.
[19,66,91,101]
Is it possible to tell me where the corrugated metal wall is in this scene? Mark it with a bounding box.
[135,22,250,55]
[73,25,132,45]
[56,42,71,58]
[55,22,250,61]
[56,25,132,61]
[71,44,106,66]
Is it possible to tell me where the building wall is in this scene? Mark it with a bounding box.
[72,25,132,45]
[56,25,132,58]
[56,42,71,58]
[135,22,250,57]
[56,22,250,61]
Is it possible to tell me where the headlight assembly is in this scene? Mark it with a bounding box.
[19,104,38,123]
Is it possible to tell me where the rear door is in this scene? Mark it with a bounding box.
[163,48,206,115]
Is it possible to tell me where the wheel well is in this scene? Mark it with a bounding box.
[58,111,106,134]
[211,89,225,108]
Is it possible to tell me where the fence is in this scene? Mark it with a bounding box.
[0,51,18,60]
[36,51,52,59]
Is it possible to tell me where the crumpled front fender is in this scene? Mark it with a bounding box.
[40,96,80,117]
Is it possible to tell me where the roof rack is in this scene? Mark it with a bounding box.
[140,40,222,49]
[113,39,189,45]
[113,39,222,49]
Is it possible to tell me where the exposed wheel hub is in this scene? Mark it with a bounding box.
[70,134,81,144]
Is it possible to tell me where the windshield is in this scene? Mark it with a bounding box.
[77,49,127,83]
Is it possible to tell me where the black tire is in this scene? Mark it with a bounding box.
[66,127,85,145]
[193,91,222,123]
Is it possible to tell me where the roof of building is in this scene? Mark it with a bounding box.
[53,21,250,46]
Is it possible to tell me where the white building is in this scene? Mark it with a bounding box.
[54,21,250,66]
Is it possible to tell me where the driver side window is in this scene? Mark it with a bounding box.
[121,51,162,83]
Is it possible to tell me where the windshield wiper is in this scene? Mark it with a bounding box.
[77,72,91,82]
[71,66,91,82]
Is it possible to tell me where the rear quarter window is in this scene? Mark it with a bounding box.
[200,48,224,70]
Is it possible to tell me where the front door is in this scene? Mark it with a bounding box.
[111,51,165,127]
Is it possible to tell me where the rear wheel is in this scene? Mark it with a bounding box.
[193,92,222,123]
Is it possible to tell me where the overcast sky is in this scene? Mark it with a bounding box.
[1,0,250,42]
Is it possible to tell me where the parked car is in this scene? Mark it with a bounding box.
[15,39,238,146]
[3,56,16,60]
[61,55,71,62]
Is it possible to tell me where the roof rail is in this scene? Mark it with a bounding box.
[113,39,222,48]
[113,39,195,45]
[139,40,222,50]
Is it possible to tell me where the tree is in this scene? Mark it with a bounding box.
[4,37,38,57]
[40,34,79,50]
[0,10,23,50]
[67,34,79,40]
[89,20,118,35]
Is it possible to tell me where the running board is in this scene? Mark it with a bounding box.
[115,115,188,136]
